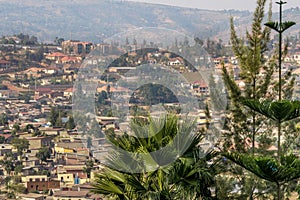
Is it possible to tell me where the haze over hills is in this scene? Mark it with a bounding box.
[0,0,299,43]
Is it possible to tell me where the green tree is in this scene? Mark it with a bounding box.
[83,159,94,179]
[87,136,92,149]
[223,0,273,154]
[54,37,65,45]
[36,146,51,162]
[65,115,76,130]
[92,114,221,199]
[14,164,24,175]
[0,136,5,144]
[12,124,20,132]
[48,107,65,127]
[11,138,29,157]
[0,113,8,126]
[219,0,298,199]
[0,156,14,175]
[223,1,299,199]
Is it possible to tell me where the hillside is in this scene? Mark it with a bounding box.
[0,0,299,43]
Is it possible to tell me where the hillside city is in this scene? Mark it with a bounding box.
[0,2,300,199]
[0,31,299,199]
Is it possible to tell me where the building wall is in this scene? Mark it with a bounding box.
[53,197,90,200]
[22,175,48,183]
[27,180,60,192]
[27,137,52,149]
[55,146,74,154]
[57,173,74,184]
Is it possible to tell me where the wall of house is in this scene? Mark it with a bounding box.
[26,180,60,192]
[55,146,74,153]
[22,175,48,183]
[57,173,74,184]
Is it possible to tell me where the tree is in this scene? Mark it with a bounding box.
[12,124,20,132]
[1,156,14,175]
[25,124,34,133]
[11,138,29,156]
[223,0,273,154]
[0,136,5,144]
[36,146,51,162]
[14,164,24,175]
[83,159,94,179]
[65,115,76,130]
[0,113,8,126]
[48,107,65,127]
[87,137,92,149]
[92,114,221,199]
[54,37,65,45]
[222,1,299,199]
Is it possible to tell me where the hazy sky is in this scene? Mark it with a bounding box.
[127,0,299,11]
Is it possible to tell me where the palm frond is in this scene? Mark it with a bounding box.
[91,171,125,196]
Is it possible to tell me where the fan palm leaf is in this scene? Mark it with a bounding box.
[92,114,220,199]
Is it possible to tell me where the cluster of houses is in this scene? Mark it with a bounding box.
[0,97,106,199]
[1,35,300,199]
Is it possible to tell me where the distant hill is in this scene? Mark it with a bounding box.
[0,0,299,43]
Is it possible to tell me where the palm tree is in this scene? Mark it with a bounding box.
[91,114,221,200]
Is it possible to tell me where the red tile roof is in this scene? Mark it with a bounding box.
[0,60,10,64]
[47,52,67,57]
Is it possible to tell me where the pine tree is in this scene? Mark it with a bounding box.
[222,1,299,199]
[222,0,274,154]
[220,0,293,198]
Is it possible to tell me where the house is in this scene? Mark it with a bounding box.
[55,142,86,154]
[24,67,45,78]
[108,66,136,73]
[61,56,82,64]
[57,173,75,187]
[22,156,40,167]
[0,133,13,143]
[17,193,45,200]
[34,88,52,99]
[62,40,93,55]
[292,52,300,64]
[26,136,53,150]
[63,87,74,98]
[168,57,184,66]
[53,190,92,200]
[0,90,11,98]
[192,81,209,95]
[0,60,10,70]
[0,144,13,159]
[44,66,59,74]
[39,127,65,136]
[45,52,67,62]
[22,175,48,184]
[147,58,157,64]
[26,179,60,192]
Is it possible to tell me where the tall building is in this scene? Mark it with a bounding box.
[62,40,93,55]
